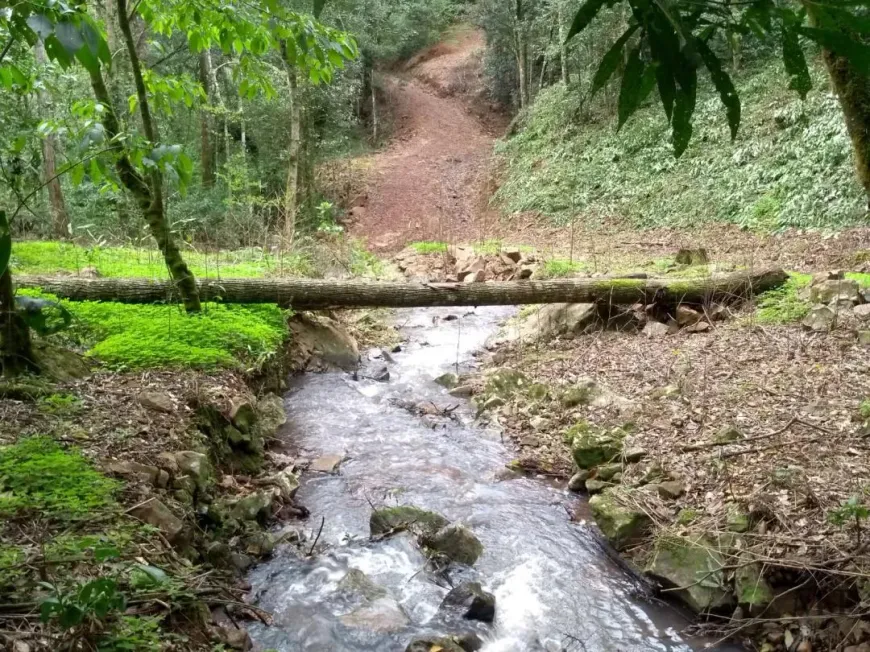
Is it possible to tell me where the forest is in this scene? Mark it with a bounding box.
[0,0,869,651]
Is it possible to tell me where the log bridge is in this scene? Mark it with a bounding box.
[15,268,788,310]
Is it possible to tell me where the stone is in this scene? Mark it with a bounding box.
[643,321,671,338]
[854,304,870,322]
[485,369,528,396]
[31,342,90,381]
[423,524,484,565]
[448,385,474,397]
[366,366,390,382]
[288,313,360,371]
[254,394,286,439]
[685,321,710,333]
[229,399,257,434]
[714,425,743,444]
[802,305,836,332]
[215,625,252,651]
[675,248,709,265]
[461,269,486,283]
[138,391,174,414]
[405,638,467,652]
[441,582,496,622]
[155,452,180,475]
[657,481,685,500]
[735,560,774,612]
[726,503,750,533]
[676,305,702,326]
[264,468,299,500]
[597,463,623,481]
[311,454,343,473]
[568,470,590,492]
[206,541,232,567]
[529,416,547,430]
[230,491,274,522]
[860,331,870,346]
[481,396,505,411]
[340,598,409,632]
[106,460,160,485]
[230,553,253,571]
[338,568,387,601]
[500,303,599,344]
[589,489,651,550]
[503,247,523,263]
[527,383,549,400]
[435,372,460,389]
[156,469,170,488]
[810,279,860,305]
[571,425,625,469]
[174,451,213,491]
[131,499,184,542]
[243,531,275,557]
[585,479,609,494]
[646,535,733,613]
[369,505,449,537]
[625,448,647,463]
[651,385,681,400]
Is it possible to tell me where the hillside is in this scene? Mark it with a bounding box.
[494,60,870,232]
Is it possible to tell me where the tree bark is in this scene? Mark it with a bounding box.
[199,51,216,188]
[111,0,201,312]
[15,268,788,310]
[0,269,34,375]
[34,42,71,238]
[283,64,301,246]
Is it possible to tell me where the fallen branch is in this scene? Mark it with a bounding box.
[681,417,797,453]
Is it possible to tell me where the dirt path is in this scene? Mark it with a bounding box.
[350,29,499,252]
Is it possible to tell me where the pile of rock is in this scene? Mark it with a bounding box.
[801,271,870,336]
[394,244,537,282]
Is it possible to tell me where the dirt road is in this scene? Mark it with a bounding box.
[350,29,499,252]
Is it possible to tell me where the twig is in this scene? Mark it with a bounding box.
[0,37,14,64]
[718,435,827,459]
[681,417,797,452]
[307,516,325,556]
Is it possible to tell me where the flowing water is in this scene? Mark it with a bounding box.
[248,307,737,652]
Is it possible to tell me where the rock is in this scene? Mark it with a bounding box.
[561,378,635,412]
[643,321,672,338]
[527,383,549,400]
[860,331,870,346]
[31,342,90,381]
[585,479,609,494]
[570,424,625,469]
[656,481,685,500]
[735,560,774,613]
[589,488,651,550]
[810,279,860,305]
[435,372,460,389]
[441,581,496,622]
[338,568,387,601]
[155,452,180,475]
[130,499,184,542]
[230,553,253,571]
[529,416,547,430]
[423,524,483,565]
[156,469,170,488]
[484,368,528,396]
[174,451,213,491]
[714,425,743,444]
[726,503,750,533]
[288,313,360,371]
[708,303,729,321]
[596,463,622,481]
[214,625,252,651]
[646,535,733,612]
[561,384,595,408]
[625,448,647,463]
[568,470,591,492]
[461,269,486,283]
[264,467,299,500]
[651,385,681,400]
[253,394,286,439]
[230,491,274,522]
[311,454,343,473]
[206,542,232,567]
[448,385,474,397]
[481,396,505,411]
[366,366,390,382]
[676,305,702,326]
[503,247,523,263]
[230,400,257,433]
[685,321,710,333]
[854,304,870,321]
[106,460,160,485]
[675,248,709,265]
[243,531,275,557]
[369,505,449,537]
[340,597,409,632]
[138,391,174,413]
[405,638,467,652]
[802,305,837,332]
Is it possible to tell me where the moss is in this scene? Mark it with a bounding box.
[846,272,870,287]
[369,505,449,536]
[38,392,83,415]
[540,259,587,278]
[755,272,812,324]
[677,508,700,525]
[0,437,118,518]
[410,241,449,254]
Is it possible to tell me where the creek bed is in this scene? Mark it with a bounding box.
[247,307,738,651]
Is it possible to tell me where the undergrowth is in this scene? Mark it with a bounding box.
[496,61,870,231]
[0,437,118,518]
[755,272,869,324]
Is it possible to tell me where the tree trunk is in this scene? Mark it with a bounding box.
[16,268,788,310]
[0,269,34,375]
[199,51,216,188]
[558,3,569,84]
[371,69,378,143]
[34,42,70,238]
[112,0,200,312]
[283,65,301,246]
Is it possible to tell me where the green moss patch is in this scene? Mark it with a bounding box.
[0,437,118,518]
[410,241,449,254]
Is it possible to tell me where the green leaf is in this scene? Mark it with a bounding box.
[26,14,54,40]
[55,20,84,58]
[618,46,646,130]
[70,162,86,186]
[93,545,120,562]
[799,26,870,76]
[696,39,740,140]
[15,296,73,336]
[591,25,637,96]
[782,26,811,99]
[567,0,611,41]
[672,64,697,157]
[136,564,169,584]
[0,211,10,278]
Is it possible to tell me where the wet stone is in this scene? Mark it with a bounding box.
[440,581,496,622]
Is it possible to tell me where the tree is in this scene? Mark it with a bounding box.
[565,0,870,201]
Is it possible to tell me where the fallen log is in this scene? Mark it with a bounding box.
[15,268,787,310]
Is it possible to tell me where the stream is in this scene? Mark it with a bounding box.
[247,307,737,652]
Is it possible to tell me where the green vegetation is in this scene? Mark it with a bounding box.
[540,259,587,278]
[0,437,118,518]
[410,241,449,254]
[496,64,868,231]
[755,272,870,324]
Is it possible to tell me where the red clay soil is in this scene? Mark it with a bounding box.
[350,29,502,253]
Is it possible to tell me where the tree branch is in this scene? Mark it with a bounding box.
[0,37,14,64]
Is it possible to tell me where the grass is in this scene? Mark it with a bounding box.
[410,241,449,254]
[496,60,870,231]
[755,272,870,324]
[0,437,118,518]
[539,258,588,278]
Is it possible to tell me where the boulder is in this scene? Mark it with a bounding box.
[230,491,274,522]
[130,499,184,542]
[288,313,360,371]
[338,568,387,601]
[214,625,252,651]
[31,342,90,381]
[484,368,528,397]
[253,394,286,439]
[243,531,276,557]
[263,467,299,500]
[155,452,180,476]
[448,385,474,398]
[854,304,870,322]
[138,391,174,414]
[440,581,496,622]
[405,637,476,652]
[675,305,702,326]
[106,460,160,485]
[570,425,625,469]
[624,448,647,463]
[809,279,860,305]
[589,488,651,550]
[726,503,750,533]
[230,400,257,433]
[646,535,733,613]
[423,524,484,565]
[568,470,590,492]
[367,366,390,382]
[735,560,774,613]
[435,372,460,389]
[685,321,710,333]
[643,321,672,338]
[585,478,609,494]
[656,480,685,500]
[502,247,523,263]
[369,505,449,537]
[339,598,409,632]
[173,451,213,491]
[860,331,870,346]
[802,305,837,332]
[310,454,343,473]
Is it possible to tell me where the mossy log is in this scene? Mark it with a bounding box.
[15,268,787,309]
